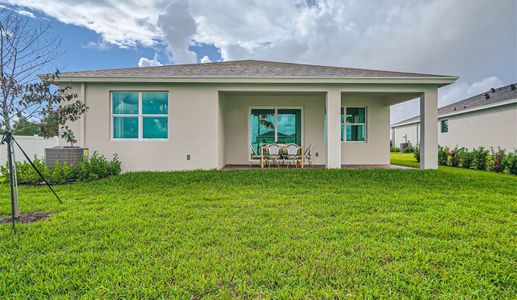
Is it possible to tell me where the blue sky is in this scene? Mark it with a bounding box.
[2,0,516,123]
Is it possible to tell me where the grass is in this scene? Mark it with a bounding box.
[390,152,420,168]
[0,167,516,298]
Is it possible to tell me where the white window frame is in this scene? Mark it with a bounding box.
[440,119,448,133]
[247,106,304,161]
[342,106,367,143]
[111,91,169,141]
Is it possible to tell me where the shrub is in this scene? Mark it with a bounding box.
[390,147,400,153]
[489,148,506,173]
[449,147,461,167]
[458,149,474,169]
[402,146,414,153]
[505,150,517,175]
[414,145,420,162]
[438,145,449,166]
[472,147,489,171]
[1,152,121,185]
[109,154,122,176]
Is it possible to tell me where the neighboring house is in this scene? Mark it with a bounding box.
[49,60,457,171]
[391,83,517,151]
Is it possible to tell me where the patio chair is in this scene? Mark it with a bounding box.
[285,144,301,168]
[265,143,281,167]
[249,144,261,167]
[303,144,313,167]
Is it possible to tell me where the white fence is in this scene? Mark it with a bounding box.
[0,135,59,166]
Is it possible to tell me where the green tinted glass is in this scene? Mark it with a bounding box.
[143,92,168,115]
[277,109,302,146]
[112,92,138,114]
[250,109,275,154]
[346,124,366,142]
[113,117,138,139]
[346,107,365,123]
[143,117,168,139]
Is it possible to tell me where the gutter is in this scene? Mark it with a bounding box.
[42,74,459,86]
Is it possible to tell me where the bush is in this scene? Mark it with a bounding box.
[438,145,449,166]
[390,147,400,153]
[505,150,517,175]
[401,146,414,153]
[472,147,489,171]
[458,148,474,169]
[1,152,121,185]
[449,147,461,167]
[489,148,506,173]
[414,145,420,162]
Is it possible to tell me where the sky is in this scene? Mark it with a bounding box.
[1,0,516,123]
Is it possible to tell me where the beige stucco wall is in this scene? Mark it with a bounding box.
[392,123,419,148]
[65,83,221,172]
[439,103,517,150]
[341,95,391,165]
[391,102,517,151]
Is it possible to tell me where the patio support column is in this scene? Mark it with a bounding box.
[326,89,342,168]
[419,87,438,169]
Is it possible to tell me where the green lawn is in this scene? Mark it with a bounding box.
[1,167,516,298]
[390,152,421,168]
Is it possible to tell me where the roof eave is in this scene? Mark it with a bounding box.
[49,75,459,86]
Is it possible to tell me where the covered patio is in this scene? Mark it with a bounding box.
[218,86,438,170]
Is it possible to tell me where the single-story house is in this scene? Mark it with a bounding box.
[52,60,458,171]
[391,83,517,151]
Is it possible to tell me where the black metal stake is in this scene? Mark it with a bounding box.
[11,136,62,203]
[1,132,63,233]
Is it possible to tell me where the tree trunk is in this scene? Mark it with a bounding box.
[6,139,20,218]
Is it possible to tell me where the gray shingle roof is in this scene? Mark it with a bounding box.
[391,83,517,126]
[58,60,453,78]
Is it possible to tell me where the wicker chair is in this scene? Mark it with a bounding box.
[266,144,281,167]
[249,144,261,167]
[303,144,313,167]
[285,144,301,168]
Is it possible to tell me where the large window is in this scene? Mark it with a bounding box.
[250,108,302,154]
[441,119,448,133]
[112,91,168,140]
[342,107,366,142]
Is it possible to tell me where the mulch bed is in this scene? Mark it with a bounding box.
[0,211,56,224]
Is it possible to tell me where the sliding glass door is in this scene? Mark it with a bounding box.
[250,108,302,154]
[277,109,302,145]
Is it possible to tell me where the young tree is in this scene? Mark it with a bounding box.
[0,9,87,218]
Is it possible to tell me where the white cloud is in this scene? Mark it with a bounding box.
[200,55,211,63]
[3,0,162,48]
[82,40,110,51]
[157,0,197,64]
[439,76,506,107]
[7,0,516,120]
[138,56,162,67]
[15,9,35,18]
